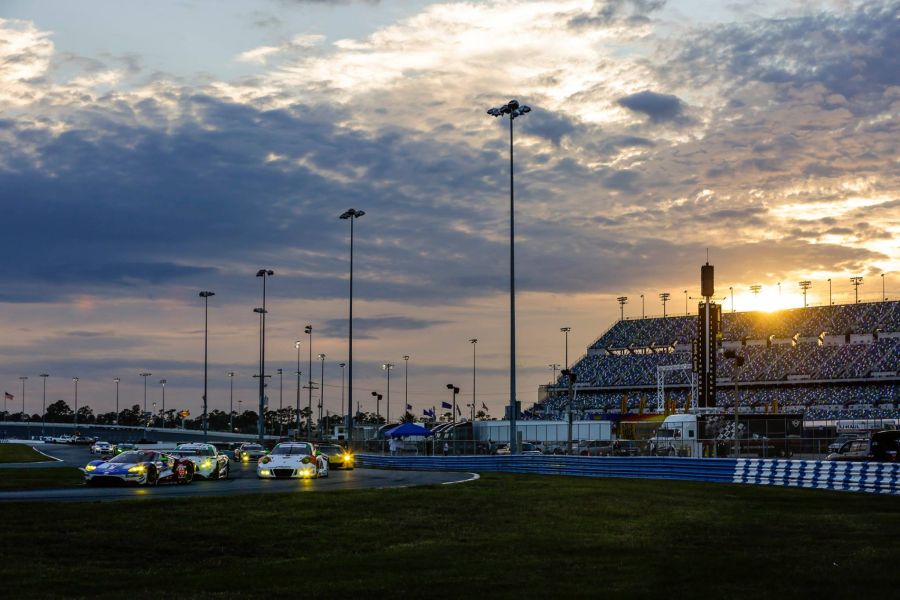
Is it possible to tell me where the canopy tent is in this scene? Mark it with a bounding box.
[386,422,433,438]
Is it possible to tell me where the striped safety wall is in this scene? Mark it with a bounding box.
[358,454,900,495]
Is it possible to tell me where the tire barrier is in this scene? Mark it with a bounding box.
[358,454,900,495]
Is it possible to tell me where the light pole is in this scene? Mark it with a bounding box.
[561,369,577,454]
[882,273,886,301]
[113,377,120,425]
[140,372,151,415]
[277,368,284,436]
[446,384,460,423]
[549,364,560,384]
[640,294,645,319]
[305,325,313,440]
[850,276,863,304]
[18,376,27,418]
[684,290,688,316]
[295,340,302,439]
[152,401,157,427]
[339,362,346,434]
[159,379,166,428]
[382,363,394,423]
[339,208,365,443]
[730,286,734,312]
[318,354,326,434]
[617,296,628,321]
[402,356,410,416]
[828,278,832,305]
[560,327,571,369]
[199,290,214,439]
[487,98,531,454]
[73,377,79,429]
[659,292,670,318]
[372,391,382,421]
[228,371,235,432]
[255,268,274,443]
[468,340,477,419]
[799,281,811,308]
[40,374,48,435]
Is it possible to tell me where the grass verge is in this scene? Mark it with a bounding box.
[0,443,53,463]
[0,473,898,599]
[0,467,84,490]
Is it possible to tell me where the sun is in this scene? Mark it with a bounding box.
[733,288,802,313]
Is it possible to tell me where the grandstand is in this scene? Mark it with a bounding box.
[535,301,899,421]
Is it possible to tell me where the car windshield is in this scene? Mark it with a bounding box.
[272,444,312,455]
[180,446,214,456]
[169,450,197,457]
[109,451,155,464]
[243,445,263,451]
[521,444,536,451]
[319,446,342,456]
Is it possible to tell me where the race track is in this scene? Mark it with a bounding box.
[0,443,476,502]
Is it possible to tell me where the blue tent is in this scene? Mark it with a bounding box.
[386,422,433,438]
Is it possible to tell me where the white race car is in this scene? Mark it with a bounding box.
[257,442,329,479]
[169,443,230,480]
[90,441,115,455]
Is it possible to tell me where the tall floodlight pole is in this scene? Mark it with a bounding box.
[318,354,326,434]
[617,296,628,321]
[73,377,79,429]
[640,294,645,319]
[255,269,274,444]
[199,290,215,439]
[799,281,811,308]
[402,356,410,416]
[228,371,235,432]
[659,292,671,318]
[850,276,863,304]
[684,290,689,316]
[40,374,49,435]
[730,286,735,312]
[305,325,313,440]
[468,340,477,419]
[382,363,394,423]
[561,369,577,454]
[295,341,302,439]
[560,327,571,369]
[446,384,460,424]
[277,368,284,436]
[339,362,346,433]
[486,98,531,455]
[159,379,167,428]
[339,208,365,442]
[828,278,832,305]
[18,376,27,417]
[881,273,886,301]
[113,377,120,425]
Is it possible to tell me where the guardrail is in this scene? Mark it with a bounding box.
[358,455,900,495]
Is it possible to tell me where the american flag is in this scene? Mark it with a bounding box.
[4,392,12,401]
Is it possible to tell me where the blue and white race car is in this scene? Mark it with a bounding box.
[168,443,230,480]
[82,450,195,486]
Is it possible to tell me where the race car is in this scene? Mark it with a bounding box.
[317,444,354,470]
[169,443,230,480]
[234,442,267,462]
[257,442,329,479]
[90,441,115,455]
[82,450,194,486]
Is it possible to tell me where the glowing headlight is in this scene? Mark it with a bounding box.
[201,459,213,469]
[128,465,146,473]
[85,464,97,471]
[259,469,271,476]
[343,454,353,462]
[242,454,249,462]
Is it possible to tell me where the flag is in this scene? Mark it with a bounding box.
[482,402,488,411]
[406,403,412,411]
[4,392,12,400]
[441,401,451,410]
[456,405,461,416]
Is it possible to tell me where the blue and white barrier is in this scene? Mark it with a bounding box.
[358,454,900,495]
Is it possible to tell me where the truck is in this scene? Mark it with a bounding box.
[650,413,803,458]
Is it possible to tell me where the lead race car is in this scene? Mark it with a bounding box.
[82,450,195,486]
[257,442,329,479]
[168,443,230,480]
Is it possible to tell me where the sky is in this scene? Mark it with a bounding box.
[1,0,897,419]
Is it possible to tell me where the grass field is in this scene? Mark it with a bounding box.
[0,473,897,598]
[0,467,83,490]
[0,443,53,463]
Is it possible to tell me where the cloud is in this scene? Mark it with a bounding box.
[616,90,686,122]
[236,34,324,64]
[320,315,451,340]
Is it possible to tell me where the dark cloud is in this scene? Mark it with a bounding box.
[616,90,686,123]
[569,0,667,28]
[320,315,451,340]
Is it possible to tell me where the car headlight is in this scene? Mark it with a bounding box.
[85,464,97,471]
[343,454,353,462]
[242,454,249,461]
[128,465,146,473]
[201,459,213,469]
[259,469,271,476]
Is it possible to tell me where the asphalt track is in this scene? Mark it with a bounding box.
[0,444,477,503]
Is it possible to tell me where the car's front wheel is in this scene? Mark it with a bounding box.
[143,464,159,486]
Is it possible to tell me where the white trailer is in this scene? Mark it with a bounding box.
[473,420,612,445]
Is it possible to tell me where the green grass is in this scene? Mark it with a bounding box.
[0,473,897,599]
[0,443,52,463]
[0,467,83,490]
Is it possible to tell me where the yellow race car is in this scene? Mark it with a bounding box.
[317,444,354,470]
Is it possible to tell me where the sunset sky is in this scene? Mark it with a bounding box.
[1,0,897,418]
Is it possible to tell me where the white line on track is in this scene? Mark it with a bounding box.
[442,472,480,485]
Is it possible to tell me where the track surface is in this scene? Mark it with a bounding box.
[0,444,475,502]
